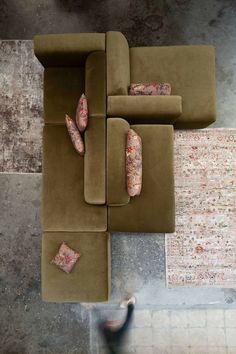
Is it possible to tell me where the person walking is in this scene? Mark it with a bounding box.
[99,296,136,354]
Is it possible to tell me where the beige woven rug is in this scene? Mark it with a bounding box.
[166,128,236,287]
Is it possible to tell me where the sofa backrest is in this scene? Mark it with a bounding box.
[106,31,130,95]
[107,118,130,206]
[34,33,105,67]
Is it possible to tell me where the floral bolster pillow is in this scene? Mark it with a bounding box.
[76,93,88,132]
[51,242,81,274]
[65,114,85,156]
[126,129,142,197]
[129,83,171,96]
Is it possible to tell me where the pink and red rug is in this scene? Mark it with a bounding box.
[166,129,236,287]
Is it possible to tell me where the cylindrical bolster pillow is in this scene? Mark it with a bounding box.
[34,33,105,67]
[107,95,182,124]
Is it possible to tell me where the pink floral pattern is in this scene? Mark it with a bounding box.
[51,242,81,274]
[65,114,85,156]
[166,129,236,287]
[129,83,171,96]
[76,93,88,132]
[126,129,142,197]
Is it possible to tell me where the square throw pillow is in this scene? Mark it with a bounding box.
[126,129,142,197]
[65,114,85,156]
[76,93,88,132]
[51,242,81,274]
[129,83,171,96]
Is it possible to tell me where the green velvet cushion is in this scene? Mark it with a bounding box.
[107,95,182,124]
[130,45,216,128]
[107,118,130,206]
[84,116,106,205]
[34,33,105,67]
[44,67,85,124]
[85,51,106,118]
[108,124,175,233]
[106,31,130,95]
[42,232,110,302]
[42,125,107,232]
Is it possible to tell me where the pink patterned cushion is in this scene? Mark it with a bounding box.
[65,114,85,156]
[51,242,81,273]
[129,83,171,96]
[126,129,142,197]
[76,93,88,132]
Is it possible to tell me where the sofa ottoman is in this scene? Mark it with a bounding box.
[42,232,111,302]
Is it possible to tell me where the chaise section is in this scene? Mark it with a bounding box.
[42,232,111,302]
[42,125,107,232]
[108,124,175,233]
[130,45,216,128]
[107,118,130,206]
[107,95,182,124]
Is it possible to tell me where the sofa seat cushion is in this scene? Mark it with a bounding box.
[130,45,216,128]
[108,124,175,233]
[107,118,130,206]
[42,232,110,302]
[107,95,182,124]
[42,125,107,232]
[44,67,85,124]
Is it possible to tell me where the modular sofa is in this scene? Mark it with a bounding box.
[34,32,216,302]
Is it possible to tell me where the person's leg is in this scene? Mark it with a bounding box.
[99,296,136,353]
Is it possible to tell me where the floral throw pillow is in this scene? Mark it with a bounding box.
[76,93,88,132]
[126,129,142,197]
[51,242,81,274]
[129,83,171,96]
[65,114,85,156]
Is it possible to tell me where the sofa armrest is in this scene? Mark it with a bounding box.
[34,33,105,67]
[106,31,130,95]
[107,95,182,124]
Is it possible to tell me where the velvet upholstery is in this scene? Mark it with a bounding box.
[108,124,175,233]
[130,45,216,128]
[42,232,110,302]
[44,67,85,124]
[107,118,130,206]
[107,95,182,124]
[85,51,106,118]
[34,33,105,67]
[84,116,106,205]
[84,50,106,205]
[106,31,130,95]
[42,125,107,232]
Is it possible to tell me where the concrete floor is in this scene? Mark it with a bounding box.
[0,0,236,353]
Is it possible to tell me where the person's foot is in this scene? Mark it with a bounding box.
[120,295,136,308]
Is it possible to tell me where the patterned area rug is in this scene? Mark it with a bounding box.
[166,129,236,287]
[0,40,43,172]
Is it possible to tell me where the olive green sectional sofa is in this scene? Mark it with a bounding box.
[34,31,216,302]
